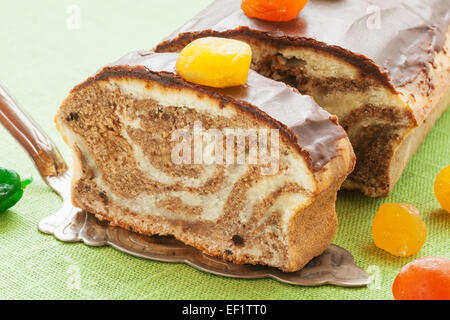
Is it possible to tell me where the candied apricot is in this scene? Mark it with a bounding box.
[241,0,310,22]
[434,165,450,213]
[176,37,252,88]
[393,257,450,300]
[372,203,427,257]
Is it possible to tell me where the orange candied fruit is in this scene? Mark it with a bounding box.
[241,0,310,22]
[393,257,450,300]
[176,37,252,88]
[372,203,427,257]
[434,165,450,213]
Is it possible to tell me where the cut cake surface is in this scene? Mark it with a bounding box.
[56,51,355,271]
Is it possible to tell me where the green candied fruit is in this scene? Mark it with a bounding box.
[0,167,32,213]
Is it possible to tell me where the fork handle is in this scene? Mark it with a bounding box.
[0,82,68,177]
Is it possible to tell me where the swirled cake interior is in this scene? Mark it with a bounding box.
[55,51,354,271]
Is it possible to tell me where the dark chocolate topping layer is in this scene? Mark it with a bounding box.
[156,0,450,88]
[75,51,347,171]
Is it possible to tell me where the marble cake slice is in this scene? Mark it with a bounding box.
[55,51,354,272]
[156,0,450,197]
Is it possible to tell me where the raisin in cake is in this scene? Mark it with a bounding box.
[55,51,354,272]
[156,0,450,197]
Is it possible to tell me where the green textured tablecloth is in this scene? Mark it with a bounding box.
[0,0,449,300]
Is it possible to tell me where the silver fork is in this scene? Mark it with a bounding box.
[0,83,82,240]
[0,82,370,287]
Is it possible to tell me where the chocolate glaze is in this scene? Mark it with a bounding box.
[156,0,450,88]
[74,51,347,171]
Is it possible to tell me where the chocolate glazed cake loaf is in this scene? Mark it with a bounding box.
[156,0,450,197]
[55,51,354,271]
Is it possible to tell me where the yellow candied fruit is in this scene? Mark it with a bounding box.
[372,203,427,257]
[176,37,252,88]
[434,165,450,213]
